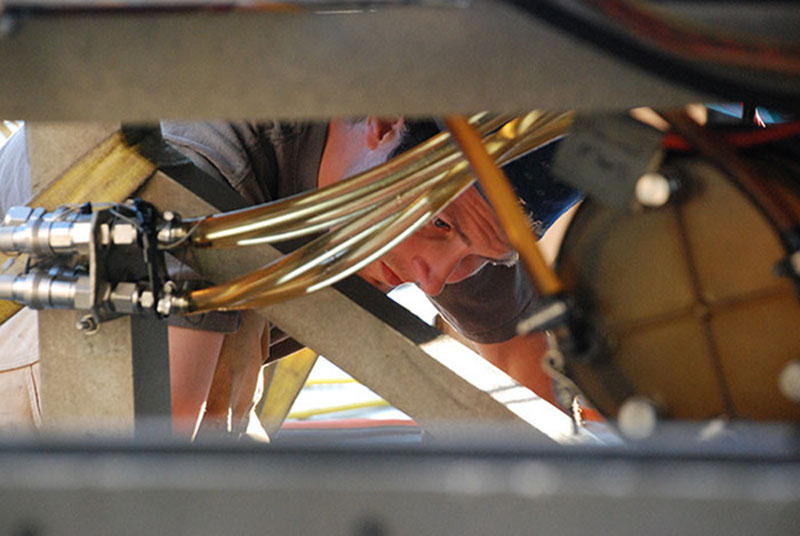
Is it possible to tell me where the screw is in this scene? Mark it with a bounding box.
[76,314,99,334]
[635,172,673,208]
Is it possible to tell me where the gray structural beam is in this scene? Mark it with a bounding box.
[0,438,798,536]
[28,122,173,437]
[0,1,715,120]
[138,170,599,444]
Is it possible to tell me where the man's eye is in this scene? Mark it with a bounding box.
[433,218,451,231]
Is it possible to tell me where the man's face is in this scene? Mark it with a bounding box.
[358,185,515,296]
[322,116,516,296]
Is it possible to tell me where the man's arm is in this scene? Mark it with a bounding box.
[474,332,556,407]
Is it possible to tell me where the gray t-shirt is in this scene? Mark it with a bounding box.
[162,121,536,344]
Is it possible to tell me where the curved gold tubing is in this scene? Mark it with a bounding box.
[188,159,472,312]
[186,110,573,313]
[221,146,468,247]
[191,170,475,312]
[193,111,573,248]
[188,112,512,247]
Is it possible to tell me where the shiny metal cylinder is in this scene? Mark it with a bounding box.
[0,268,91,309]
[0,207,94,257]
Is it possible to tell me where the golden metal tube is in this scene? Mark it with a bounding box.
[203,111,572,248]
[444,115,565,296]
[216,173,476,311]
[186,111,573,312]
[188,112,512,247]
[188,161,471,312]
[226,147,467,246]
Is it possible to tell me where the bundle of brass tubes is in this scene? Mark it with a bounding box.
[188,159,476,312]
[182,110,572,249]
[186,111,509,248]
[185,111,574,313]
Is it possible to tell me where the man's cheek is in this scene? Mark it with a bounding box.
[449,257,488,283]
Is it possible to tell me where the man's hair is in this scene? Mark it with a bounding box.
[389,120,442,160]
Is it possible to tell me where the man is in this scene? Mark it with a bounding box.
[161,117,581,436]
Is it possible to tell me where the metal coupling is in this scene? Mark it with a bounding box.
[156,211,188,245]
[156,281,190,316]
[0,266,92,309]
[109,282,146,315]
[0,205,94,257]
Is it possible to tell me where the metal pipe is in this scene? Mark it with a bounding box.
[187,112,511,247]
[185,111,573,312]
[197,111,573,248]
[188,161,472,312]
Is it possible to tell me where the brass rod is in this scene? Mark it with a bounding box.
[444,115,565,296]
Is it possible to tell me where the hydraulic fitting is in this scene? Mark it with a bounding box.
[0,206,94,257]
[0,266,93,309]
[0,205,139,257]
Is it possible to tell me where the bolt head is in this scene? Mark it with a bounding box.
[139,290,155,310]
[778,359,800,403]
[76,315,99,334]
[111,223,138,246]
[635,172,672,208]
[156,296,173,316]
[617,396,658,439]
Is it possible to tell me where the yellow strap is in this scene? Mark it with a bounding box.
[257,347,319,437]
[0,131,156,326]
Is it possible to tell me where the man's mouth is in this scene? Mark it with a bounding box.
[380,262,404,287]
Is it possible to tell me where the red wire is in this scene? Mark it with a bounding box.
[663,121,800,152]
[584,0,800,75]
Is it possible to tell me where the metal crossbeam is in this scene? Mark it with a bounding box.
[0,1,711,120]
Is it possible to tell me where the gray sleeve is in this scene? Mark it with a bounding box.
[0,129,32,218]
[160,121,276,205]
[430,262,537,344]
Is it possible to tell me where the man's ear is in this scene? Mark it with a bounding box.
[365,116,405,150]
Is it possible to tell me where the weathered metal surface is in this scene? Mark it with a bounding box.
[0,1,709,120]
[0,434,799,535]
[38,310,136,435]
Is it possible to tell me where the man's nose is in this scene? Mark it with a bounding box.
[410,252,461,296]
